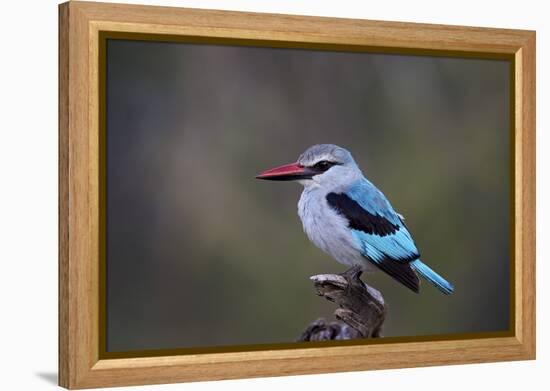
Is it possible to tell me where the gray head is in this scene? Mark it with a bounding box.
[256,144,362,190]
[297,144,354,167]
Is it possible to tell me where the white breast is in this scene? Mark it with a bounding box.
[297,189,371,270]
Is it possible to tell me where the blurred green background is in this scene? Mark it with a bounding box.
[106,39,510,352]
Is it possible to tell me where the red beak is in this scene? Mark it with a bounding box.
[256,162,314,181]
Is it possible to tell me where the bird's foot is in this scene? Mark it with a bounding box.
[341,265,363,281]
[340,265,384,306]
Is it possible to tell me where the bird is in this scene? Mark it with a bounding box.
[256,144,454,295]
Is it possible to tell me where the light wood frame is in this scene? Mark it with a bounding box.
[59,1,536,389]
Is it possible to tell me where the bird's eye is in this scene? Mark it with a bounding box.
[313,160,333,171]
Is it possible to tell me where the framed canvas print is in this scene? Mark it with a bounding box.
[58,1,536,389]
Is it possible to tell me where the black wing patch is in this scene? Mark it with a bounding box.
[326,192,420,292]
[326,192,400,237]
[371,256,420,293]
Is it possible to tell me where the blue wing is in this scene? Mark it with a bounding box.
[331,179,420,262]
[326,179,421,292]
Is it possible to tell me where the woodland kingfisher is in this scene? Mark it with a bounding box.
[256,144,454,294]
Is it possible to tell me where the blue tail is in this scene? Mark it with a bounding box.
[410,259,454,295]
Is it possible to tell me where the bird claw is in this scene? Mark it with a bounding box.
[340,265,363,281]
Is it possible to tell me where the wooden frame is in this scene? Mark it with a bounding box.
[59,1,536,388]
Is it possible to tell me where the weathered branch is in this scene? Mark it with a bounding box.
[298,266,386,341]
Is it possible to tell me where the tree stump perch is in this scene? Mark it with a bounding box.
[298,266,387,341]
